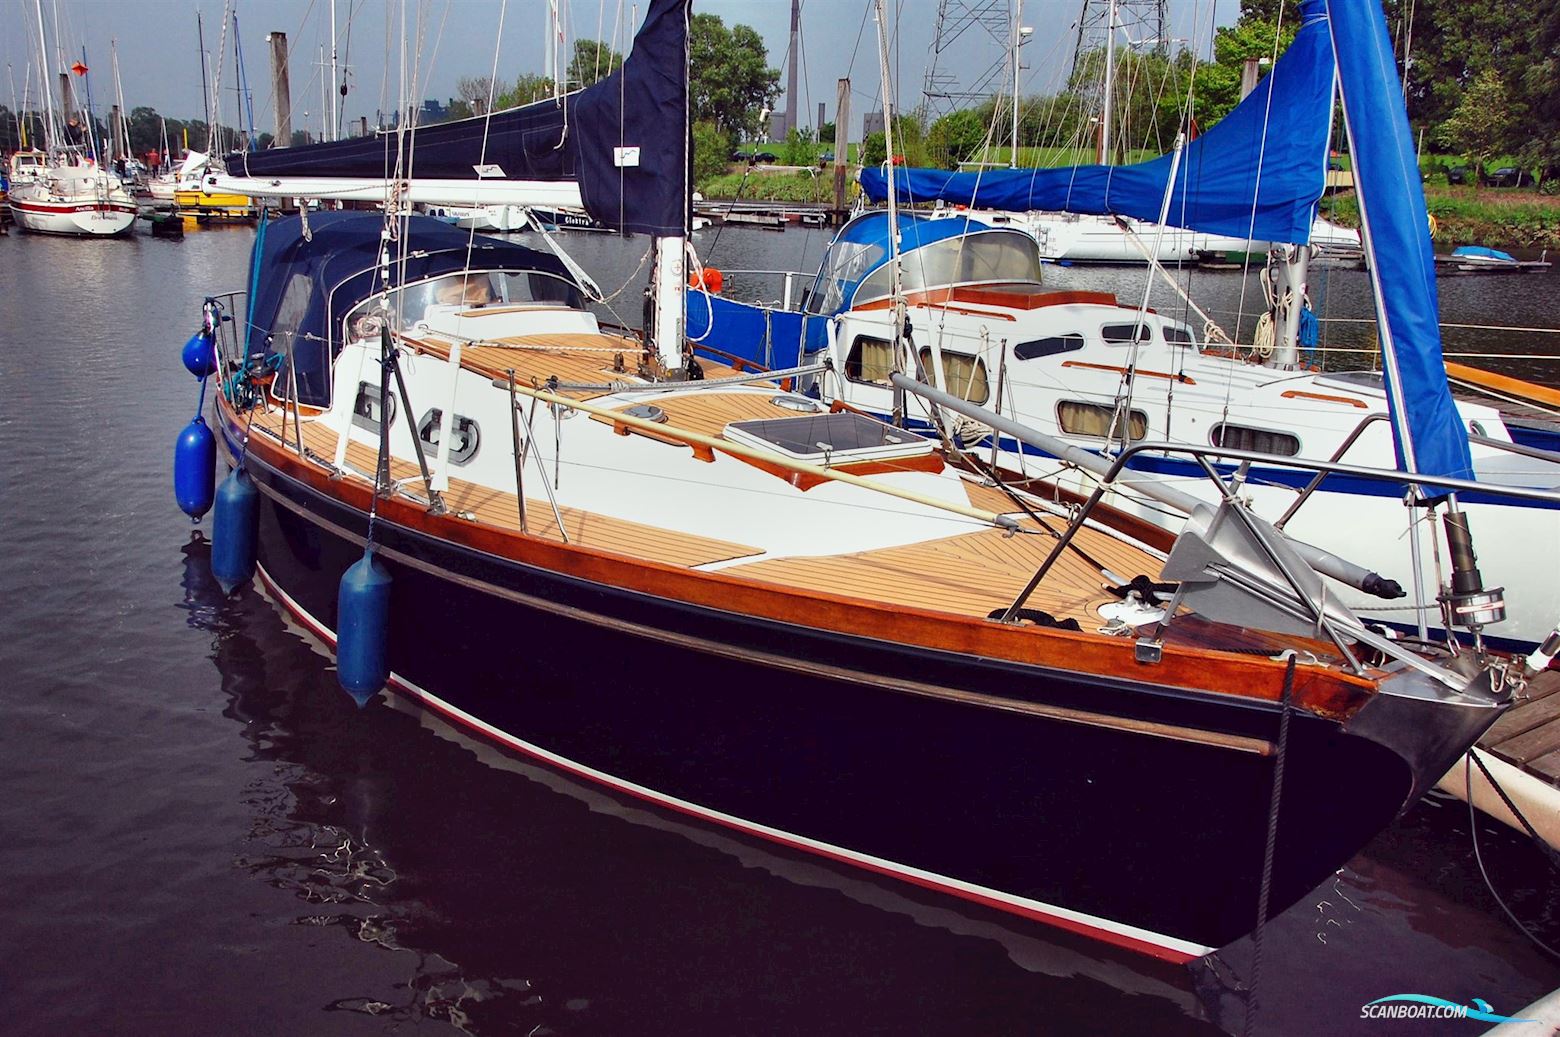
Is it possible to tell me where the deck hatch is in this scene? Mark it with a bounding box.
[723,411,935,464]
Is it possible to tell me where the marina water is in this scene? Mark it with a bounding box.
[1,223,1557,1034]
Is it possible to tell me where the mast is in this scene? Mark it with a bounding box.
[873,0,908,422]
[197,12,212,152]
[328,0,339,140]
[33,0,56,148]
[1009,0,1025,168]
[648,0,691,373]
[1099,0,1117,164]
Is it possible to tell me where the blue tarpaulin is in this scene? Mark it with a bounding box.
[860,0,1334,245]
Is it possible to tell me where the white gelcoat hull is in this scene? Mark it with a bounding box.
[9,198,137,236]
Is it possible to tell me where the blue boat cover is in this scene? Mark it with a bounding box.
[245,212,573,406]
[225,0,689,236]
[684,213,1025,368]
[1328,0,1473,481]
[859,0,1334,245]
[1450,245,1515,262]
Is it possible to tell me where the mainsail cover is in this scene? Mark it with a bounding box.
[223,0,689,236]
[1327,0,1472,480]
[859,0,1334,245]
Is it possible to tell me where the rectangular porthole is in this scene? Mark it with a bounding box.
[1057,400,1148,440]
[1211,423,1300,456]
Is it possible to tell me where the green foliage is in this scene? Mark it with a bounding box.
[1435,69,1514,186]
[925,108,989,169]
[690,13,781,138]
[781,127,818,166]
[1189,18,1298,127]
[1326,185,1560,248]
[568,40,622,88]
[496,73,555,110]
[817,121,835,144]
[692,121,732,186]
[861,115,928,167]
[1067,47,1191,156]
[699,169,832,203]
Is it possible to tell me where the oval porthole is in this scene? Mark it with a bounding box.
[1469,420,1487,437]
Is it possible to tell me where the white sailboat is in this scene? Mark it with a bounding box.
[7,1,137,237]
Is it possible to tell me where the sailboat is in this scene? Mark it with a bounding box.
[7,5,137,237]
[956,0,1360,265]
[177,0,1519,962]
[691,0,1560,652]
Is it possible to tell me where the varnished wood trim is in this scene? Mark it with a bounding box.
[1062,360,1195,384]
[1280,389,1368,409]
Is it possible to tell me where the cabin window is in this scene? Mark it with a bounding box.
[1164,323,1197,346]
[1014,334,1085,360]
[1057,400,1148,440]
[845,335,896,384]
[352,381,395,434]
[1210,424,1300,457]
[917,347,990,405]
[417,409,481,465]
[854,231,1042,307]
[1101,322,1150,346]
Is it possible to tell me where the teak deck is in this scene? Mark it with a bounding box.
[245,390,1170,631]
[404,330,747,400]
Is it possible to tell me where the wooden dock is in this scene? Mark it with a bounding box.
[1438,668,1560,850]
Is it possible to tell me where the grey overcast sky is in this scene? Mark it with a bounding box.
[3,0,1232,139]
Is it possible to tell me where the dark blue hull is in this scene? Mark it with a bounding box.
[224,431,1421,960]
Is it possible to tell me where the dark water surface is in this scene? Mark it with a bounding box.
[1,224,1557,1036]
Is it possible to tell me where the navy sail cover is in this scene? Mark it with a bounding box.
[860,0,1334,245]
[226,0,690,236]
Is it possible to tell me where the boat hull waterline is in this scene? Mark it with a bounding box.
[220,411,1478,963]
[9,198,137,236]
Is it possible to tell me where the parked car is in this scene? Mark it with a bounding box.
[1487,166,1534,188]
[1446,164,1471,185]
[753,151,779,164]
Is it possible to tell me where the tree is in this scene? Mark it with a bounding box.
[817,120,835,145]
[456,76,495,116]
[781,127,818,166]
[1188,17,1298,128]
[568,40,622,88]
[925,108,989,169]
[861,115,928,167]
[1435,69,1514,186]
[690,13,780,139]
[692,121,732,185]
[497,72,555,110]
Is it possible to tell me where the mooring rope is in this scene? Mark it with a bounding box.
[1244,653,1297,1037]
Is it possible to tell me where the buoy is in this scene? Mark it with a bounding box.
[181,330,216,378]
[688,267,723,294]
[174,416,216,519]
[336,547,391,706]
[210,467,259,592]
